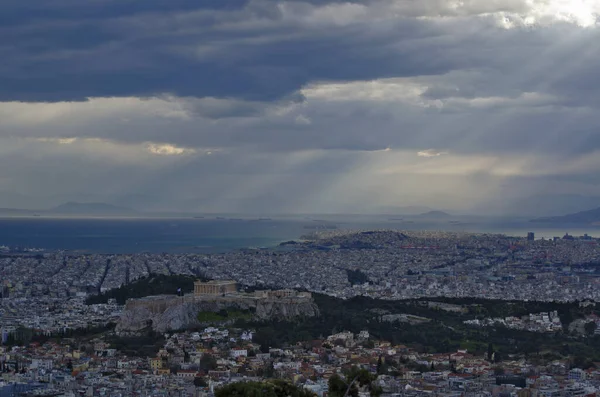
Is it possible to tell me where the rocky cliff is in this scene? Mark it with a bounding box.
[116,294,320,335]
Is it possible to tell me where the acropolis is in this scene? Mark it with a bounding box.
[193,279,312,300]
[118,279,318,334]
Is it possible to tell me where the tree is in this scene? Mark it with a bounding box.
[585,321,597,336]
[218,309,228,318]
[346,269,369,286]
[572,355,594,370]
[328,374,353,397]
[450,361,457,373]
[362,340,375,349]
[328,367,382,397]
[493,366,505,376]
[215,380,316,397]
[254,328,278,353]
[263,361,275,378]
[487,343,494,361]
[194,377,208,388]
[199,354,218,371]
[494,351,502,363]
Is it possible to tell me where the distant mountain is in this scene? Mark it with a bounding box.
[531,207,600,224]
[365,205,436,215]
[50,202,136,215]
[390,206,435,215]
[511,194,600,217]
[0,207,39,216]
[475,194,600,217]
[417,210,452,218]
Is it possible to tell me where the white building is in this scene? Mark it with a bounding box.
[230,349,248,358]
[30,359,53,371]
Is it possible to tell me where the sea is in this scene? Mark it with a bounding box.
[0,216,599,254]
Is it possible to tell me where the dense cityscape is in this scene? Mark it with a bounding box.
[2,230,600,396]
[3,231,600,303]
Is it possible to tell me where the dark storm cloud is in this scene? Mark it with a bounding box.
[2,0,599,108]
[0,0,250,26]
[2,0,600,214]
[0,0,493,102]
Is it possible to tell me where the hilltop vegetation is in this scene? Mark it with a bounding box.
[197,308,254,323]
[237,294,600,362]
[85,274,206,305]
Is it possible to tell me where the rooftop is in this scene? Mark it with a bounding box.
[195,280,237,286]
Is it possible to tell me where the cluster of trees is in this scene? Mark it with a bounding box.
[328,367,382,397]
[238,302,462,354]
[107,331,165,357]
[197,308,254,323]
[213,367,381,397]
[85,274,203,305]
[193,377,208,387]
[424,296,593,326]
[199,353,218,371]
[346,269,369,286]
[3,327,42,347]
[3,323,115,347]
[215,380,317,397]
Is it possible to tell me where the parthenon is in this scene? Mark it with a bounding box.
[194,280,238,296]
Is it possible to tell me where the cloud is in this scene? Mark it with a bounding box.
[27,136,207,162]
[145,143,197,156]
[1,0,578,102]
[417,149,447,158]
[295,114,312,125]
[0,0,600,214]
[32,137,78,145]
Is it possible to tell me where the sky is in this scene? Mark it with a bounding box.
[1,0,600,215]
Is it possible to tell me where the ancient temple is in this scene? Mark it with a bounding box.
[193,280,238,296]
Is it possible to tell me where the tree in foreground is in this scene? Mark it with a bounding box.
[328,366,382,397]
[215,380,317,397]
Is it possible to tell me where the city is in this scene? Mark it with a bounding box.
[2,230,600,396]
[3,0,600,394]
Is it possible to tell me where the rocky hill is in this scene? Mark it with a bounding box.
[116,294,320,335]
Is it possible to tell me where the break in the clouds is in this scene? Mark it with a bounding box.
[1,0,600,214]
